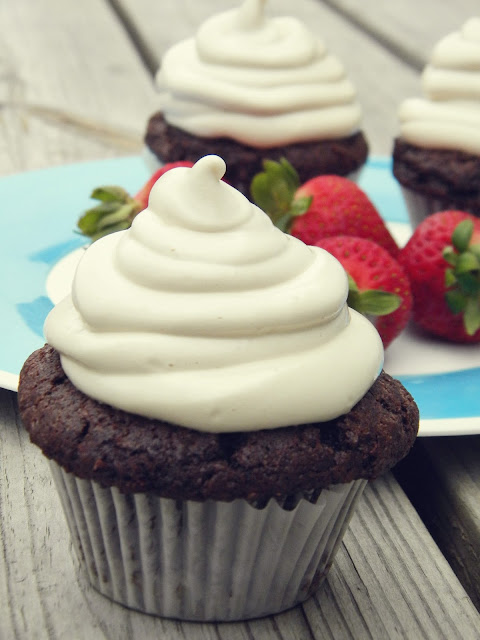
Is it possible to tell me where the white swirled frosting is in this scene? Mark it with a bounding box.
[45,156,383,433]
[155,0,362,147]
[398,17,480,155]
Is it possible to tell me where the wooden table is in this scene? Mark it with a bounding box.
[1,1,480,638]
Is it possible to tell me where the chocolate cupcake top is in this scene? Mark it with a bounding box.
[18,345,419,501]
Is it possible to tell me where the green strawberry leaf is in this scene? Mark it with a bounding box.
[464,297,480,335]
[347,275,401,316]
[90,185,131,203]
[251,158,302,231]
[445,268,457,288]
[445,289,468,314]
[95,203,137,232]
[456,250,480,274]
[469,244,480,261]
[443,218,480,336]
[456,272,480,296]
[347,274,359,294]
[77,202,120,235]
[290,195,313,217]
[77,184,142,241]
[275,212,295,233]
[353,290,401,316]
[278,157,300,188]
[442,246,458,267]
[250,173,282,219]
[451,219,474,253]
[88,220,132,243]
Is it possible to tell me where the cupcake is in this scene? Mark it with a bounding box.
[18,156,418,621]
[144,0,368,196]
[393,17,480,227]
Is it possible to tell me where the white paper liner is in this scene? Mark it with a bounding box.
[400,186,480,229]
[49,461,366,621]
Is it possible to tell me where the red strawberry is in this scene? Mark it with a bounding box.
[133,161,193,209]
[399,210,480,342]
[77,161,194,241]
[316,235,412,348]
[251,158,399,256]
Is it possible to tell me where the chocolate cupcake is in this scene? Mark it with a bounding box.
[19,346,417,503]
[144,0,368,196]
[18,156,418,621]
[392,17,480,227]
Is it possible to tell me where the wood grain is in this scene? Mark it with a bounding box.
[0,0,159,176]
[322,0,480,70]
[395,436,480,612]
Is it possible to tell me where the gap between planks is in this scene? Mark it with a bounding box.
[107,0,160,76]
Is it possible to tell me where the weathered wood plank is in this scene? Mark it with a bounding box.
[0,0,159,176]
[2,389,479,639]
[395,436,480,612]
[308,473,480,639]
[113,0,421,155]
[322,0,479,70]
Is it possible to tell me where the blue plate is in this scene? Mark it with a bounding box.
[2,155,480,436]
[0,156,149,391]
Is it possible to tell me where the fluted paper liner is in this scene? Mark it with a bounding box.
[49,462,366,621]
[400,186,480,229]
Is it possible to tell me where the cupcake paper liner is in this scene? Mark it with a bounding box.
[49,461,367,621]
[400,186,480,229]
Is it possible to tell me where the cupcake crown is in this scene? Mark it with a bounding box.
[45,156,383,432]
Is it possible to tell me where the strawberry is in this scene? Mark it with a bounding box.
[77,161,194,241]
[316,235,412,347]
[251,158,399,256]
[399,210,480,342]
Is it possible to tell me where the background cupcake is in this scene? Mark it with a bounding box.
[145,0,369,196]
[18,156,418,621]
[392,17,480,227]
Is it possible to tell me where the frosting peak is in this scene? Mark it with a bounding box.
[235,0,267,30]
[156,0,362,147]
[45,156,383,432]
[149,155,250,231]
[196,0,316,68]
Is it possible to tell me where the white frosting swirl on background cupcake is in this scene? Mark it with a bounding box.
[45,156,383,433]
[398,17,480,154]
[155,0,362,147]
